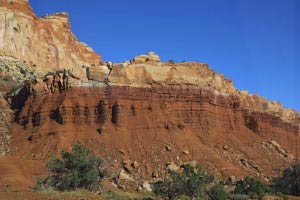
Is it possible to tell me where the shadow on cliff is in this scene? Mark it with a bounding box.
[9,85,31,123]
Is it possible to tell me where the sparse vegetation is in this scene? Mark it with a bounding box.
[153,164,214,199]
[234,176,270,197]
[37,187,92,199]
[232,194,249,200]
[167,59,175,64]
[177,195,191,200]
[103,190,141,200]
[208,183,227,200]
[152,163,300,200]
[36,143,106,192]
[273,162,300,196]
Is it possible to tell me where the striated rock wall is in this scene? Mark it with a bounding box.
[10,85,300,181]
[86,57,299,125]
[0,0,297,125]
[0,0,101,78]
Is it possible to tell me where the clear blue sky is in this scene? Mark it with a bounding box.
[30,0,299,111]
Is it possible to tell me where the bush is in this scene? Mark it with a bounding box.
[177,195,191,200]
[153,164,214,199]
[232,194,249,200]
[44,143,106,191]
[103,190,140,200]
[208,183,227,200]
[234,176,269,197]
[273,162,300,195]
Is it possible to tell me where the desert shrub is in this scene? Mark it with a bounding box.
[103,190,140,200]
[44,143,106,191]
[234,176,269,197]
[167,60,175,64]
[208,183,227,200]
[177,195,191,200]
[273,162,300,195]
[232,194,249,200]
[153,164,214,199]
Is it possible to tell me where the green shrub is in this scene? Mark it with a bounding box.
[44,143,106,191]
[177,195,191,200]
[232,194,249,200]
[103,190,140,200]
[153,164,214,199]
[234,176,269,197]
[167,60,175,64]
[208,183,227,200]
[273,162,300,195]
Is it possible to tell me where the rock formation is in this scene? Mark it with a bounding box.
[0,0,101,78]
[0,0,300,191]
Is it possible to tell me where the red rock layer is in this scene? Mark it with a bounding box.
[11,85,300,182]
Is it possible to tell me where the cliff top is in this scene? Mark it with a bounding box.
[0,0,101,76]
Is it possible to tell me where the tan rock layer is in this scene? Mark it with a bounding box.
[87,60,299,124]
[0,0,101,78]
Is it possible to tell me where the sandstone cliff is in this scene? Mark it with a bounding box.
[82,53,300,125]
[0,0,101,77]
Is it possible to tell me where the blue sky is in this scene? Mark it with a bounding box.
[30,0,299,111]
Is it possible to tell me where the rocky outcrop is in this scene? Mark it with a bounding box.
[86,65,110,81]
[133,52,160,63]
[0,59,39,155]
[85,55,299,125]
[0,0,101,78]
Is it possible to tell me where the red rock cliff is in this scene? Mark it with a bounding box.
[11,85,300,183]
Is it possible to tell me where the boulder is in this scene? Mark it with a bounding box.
[166,162,179,171]
[270,140,281,148]
[165,145,171,151]
[132,52,160,63]
[132,161,139,169]
[228,176,236,184]
[119,169,134,182]
[183,160,197,167]
[123,160,133,173]
[142,181,152,192]
[133,55,149,64]
[182,150,190,155]
[86,65,109,81]
[147,52,160,62]
[152,170,159,178]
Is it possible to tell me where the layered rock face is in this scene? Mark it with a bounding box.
[86,56,300,125]
[8,52,300,182]
[0,0,101,77]
[11,85,300,182]
[1,0,300,189]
